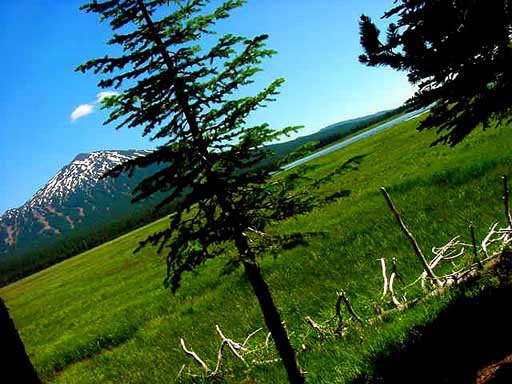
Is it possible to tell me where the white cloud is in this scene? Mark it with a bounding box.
[96,91,119,101]
[70,90,119,122]
[71,104,94,121]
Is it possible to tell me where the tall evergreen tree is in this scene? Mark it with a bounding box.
[359,0,512,145]
[78,0,310,382]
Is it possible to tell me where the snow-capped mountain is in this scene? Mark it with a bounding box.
[27,150,150,209]
[0,150,159,257]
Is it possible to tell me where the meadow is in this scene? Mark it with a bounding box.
[1,115,511,383]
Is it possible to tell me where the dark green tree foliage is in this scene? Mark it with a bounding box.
[78,1,309,382]
[359,0,512,145]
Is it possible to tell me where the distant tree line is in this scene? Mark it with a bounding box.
[0,204,174,287]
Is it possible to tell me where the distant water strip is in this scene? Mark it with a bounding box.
[279,107,430,173]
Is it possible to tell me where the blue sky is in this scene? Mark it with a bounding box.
[0,0,414,214]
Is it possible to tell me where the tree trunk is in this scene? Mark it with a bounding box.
[242,260,305,383]
[137,8,302,380]
[0,298,40,383]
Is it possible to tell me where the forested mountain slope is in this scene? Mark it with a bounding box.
[0,150,158,257]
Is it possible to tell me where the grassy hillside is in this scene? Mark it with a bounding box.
[1,115,511,383]
[267,106,406,160]
[0,109,406,289]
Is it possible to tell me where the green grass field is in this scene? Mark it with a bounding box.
[1,116,511,383]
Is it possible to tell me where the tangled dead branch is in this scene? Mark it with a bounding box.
[178,177,512,382]
[303,289,363,338]
[178,324,283,380]
[380,186,512,292]
[374,180,512,321]
[215,325,248,364]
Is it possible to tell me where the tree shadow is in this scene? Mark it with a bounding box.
[353,285,512,384]
[0,298,40,383]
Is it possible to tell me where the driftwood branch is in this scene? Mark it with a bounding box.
[381,187,442,287]
[390,258,406,308]
[304,290,364,339]
[379,257,405,309]
[389,272,404,309]
[336,290,364,325]
[429,237,466,283]
[503,176,512,228]
[211,341,226,376]
[265,332,272,347]
[431,237,463,261]
[215,325,247,364]
[304,316,324,336]
[378,258,388,298]
[180,338,210,373]
[242,328,262,347]
[370,246,506,328]
[180,324,279,379]
[482,223,498,257]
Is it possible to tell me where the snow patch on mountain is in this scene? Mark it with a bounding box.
[1,150,150,220]
[29,150,150,208]
[0,149,156,256]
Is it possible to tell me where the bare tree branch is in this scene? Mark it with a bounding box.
[304,316,324,336]
[482,223,498,257]
[211,341,227,376]
[378,258,388,298]
[180,338,210,372]
[215,325,247,363]
[389,272,404,309]
[337,290,364,324]
[380,187,442,287]
[265,332,272,347]
[242,328,263,347]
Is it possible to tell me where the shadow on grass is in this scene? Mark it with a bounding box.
[354,285,512,384]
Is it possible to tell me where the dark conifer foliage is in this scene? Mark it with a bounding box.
[359,0,512,145]
[78,1,310,382]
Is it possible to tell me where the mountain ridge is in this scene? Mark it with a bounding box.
[0,149,156,257]
[0,106,405,259]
